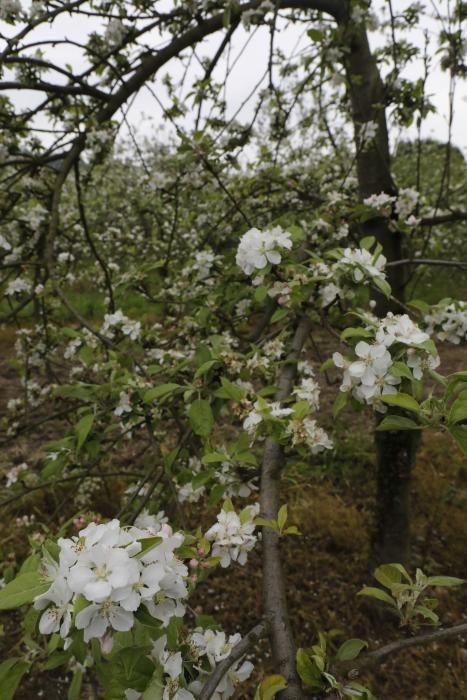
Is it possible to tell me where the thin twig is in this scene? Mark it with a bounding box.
[387,258,467,270]
[336,620,467,675]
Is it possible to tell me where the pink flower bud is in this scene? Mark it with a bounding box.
[197,547,206,557]
[189,559,199,569]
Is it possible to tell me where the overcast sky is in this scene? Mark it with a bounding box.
[1,1,466,157]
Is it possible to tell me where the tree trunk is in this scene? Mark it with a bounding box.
[372,428,421,565]
[341,22,420,566]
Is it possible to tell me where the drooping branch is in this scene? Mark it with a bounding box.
[198,623,266,700]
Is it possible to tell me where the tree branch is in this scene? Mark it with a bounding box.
[260,315,311,700]
[336,621,467,674]
[198,623,266,700]
[387,258,467,270]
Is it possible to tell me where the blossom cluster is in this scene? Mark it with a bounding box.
[242,398,293,436]
[205,502,259,568]
[236,226,293,276]
[0,0,21,20]
[424,300,467,345]
[126,627,254,700]
[285,417,332,453]
[101,309,142,341]
[188,628,254,700]
[240,359,331,453]
[333,340,400,409]
[34,515,188,644]
[333,313,439,410]
[4,277,32,296]
[4,462,28,487]
[176,456,256,505]
[313,246,387,308]
[363,188,421,226]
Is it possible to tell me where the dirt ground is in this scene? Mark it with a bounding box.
[0,332,466,699]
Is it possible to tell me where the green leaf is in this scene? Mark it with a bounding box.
[448,425,467,455]
[360,236,376,250]
[341,327,373,341]
[0,658,29,700]
[135,537,163,559]
[296,648,322,689]
[448,397,467,425]
[414,606,439,624]
[188,399,214,437]
[445,375,467,401]
[376,415,421,431]
[333,391,348,417]
[357,586,397,607]
[408,299,430,314]
[68,669,83,700]
[202,452,226,464]
[142,673,164,700]
[271,308,289,324]
[208,483,225,506]
[19,554,40,574]
[0,572,49,610]
[373,276,391,298]
[53,384,98,401]
[254,286,268,303]
[335,639,368,662]
[254,517,278,531]
[254,674,288,700]
[283,525,301,536]
[373,564,404,588]
[389,361,414,380]
[321,358,335,372]
[194,360,219,379]
[277,504,288,530]
[379,393,420,413]
[143,384,181,404]
[191,470,214,488]
[307,28,324,41]
[426,576,465,587]
[75,413,94,452]
[97,648,154,696]
[214,377,246,401]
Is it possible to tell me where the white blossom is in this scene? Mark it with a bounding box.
[5,462,28,487]
[34,518,188,644]
[285,418,332,453]
[375,313,429,347]
[236,226,292,276]
[5,277,32,296]
[0,0,22,20]
[205,504,259,568]
[424,300,467,345]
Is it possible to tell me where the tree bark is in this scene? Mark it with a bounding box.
[372,428,421,566]
[341,22,420,567]
[260,316,311,700]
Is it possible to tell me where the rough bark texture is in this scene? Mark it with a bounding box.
[341,22,420,567]
[260,317,311,700]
